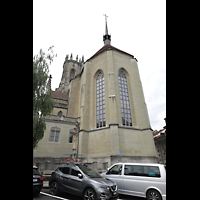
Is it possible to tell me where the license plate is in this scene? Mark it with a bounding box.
[33,179,37,182]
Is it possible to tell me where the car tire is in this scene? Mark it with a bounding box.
[83,188,96,200]
[50,181,59,196]
[147,189,162,200]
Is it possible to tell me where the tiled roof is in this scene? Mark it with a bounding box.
[153,129,166,139]
[51,90,68,100]
[85,44,136,62]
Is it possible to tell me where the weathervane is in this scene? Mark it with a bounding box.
[103,14,108,21]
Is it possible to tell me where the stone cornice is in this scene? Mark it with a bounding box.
[54,103,68,109]
[79,124,153,133]
[44,115,77,125]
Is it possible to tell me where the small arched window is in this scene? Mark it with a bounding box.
[69,130,73,143]
[118,69,132,126]
[96,71,106,128]
[58,111,63,117]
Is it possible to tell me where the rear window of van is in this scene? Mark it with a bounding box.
[124,165,161,178]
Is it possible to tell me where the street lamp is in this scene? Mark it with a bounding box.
[76,117,80,159]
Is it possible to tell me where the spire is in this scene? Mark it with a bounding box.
[103,14,111,45]
[105,20,108,35]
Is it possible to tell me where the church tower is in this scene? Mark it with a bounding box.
[55,53,84,94]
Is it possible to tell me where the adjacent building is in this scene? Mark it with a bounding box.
[153,118,166,164]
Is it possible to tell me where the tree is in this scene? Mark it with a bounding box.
[33,46,57,149]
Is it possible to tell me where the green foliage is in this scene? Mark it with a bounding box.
[33,46,57,149]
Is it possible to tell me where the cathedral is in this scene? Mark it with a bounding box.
[33,18,158,173]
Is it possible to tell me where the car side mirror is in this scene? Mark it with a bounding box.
[106,168,109,174]
[78,173,83,179]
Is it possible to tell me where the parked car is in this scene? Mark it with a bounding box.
[49,161,119,200]
[33,166,43,195]
[101,163,166,200]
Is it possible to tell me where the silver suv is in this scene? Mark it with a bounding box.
[49,161,119,200]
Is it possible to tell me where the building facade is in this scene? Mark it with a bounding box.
[153,119,166,164]
[33,19,158,173]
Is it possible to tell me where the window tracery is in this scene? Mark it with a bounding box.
[96,71,106,128]
[118,70,132,126]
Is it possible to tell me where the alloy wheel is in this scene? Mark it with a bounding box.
[147,190,161,200]
[84,189,95,200]
[50,182,58,195]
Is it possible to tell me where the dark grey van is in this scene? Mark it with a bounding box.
[49,162,118,200]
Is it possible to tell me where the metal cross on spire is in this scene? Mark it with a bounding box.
[103,14,108,21]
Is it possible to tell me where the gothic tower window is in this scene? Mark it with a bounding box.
[118,69,132,126]
[70,69,75,80]
[96,71,106,128]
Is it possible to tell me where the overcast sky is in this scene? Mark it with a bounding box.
[33,0,166,131]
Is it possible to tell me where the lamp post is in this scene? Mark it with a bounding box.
[76,117,80,159]
[72,118,80,159]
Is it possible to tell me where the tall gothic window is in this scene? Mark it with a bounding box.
[118,70,132,126]
[96,71,106,128]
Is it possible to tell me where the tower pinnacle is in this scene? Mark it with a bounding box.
[103,14,111,45]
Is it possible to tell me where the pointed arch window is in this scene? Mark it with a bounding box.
[96,71,106,128]
[70,69,75,80]
[118,70,132,126]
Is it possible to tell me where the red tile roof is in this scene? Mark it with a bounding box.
[51,90,68,100]
[85,44,135,62]
[153,129,166,139]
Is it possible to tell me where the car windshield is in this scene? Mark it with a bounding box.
[33,168,41,175]
[78,164,102,178]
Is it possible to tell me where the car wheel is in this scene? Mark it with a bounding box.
[50,181,59,195]
[83,188,96,200]
[147,189,162,200]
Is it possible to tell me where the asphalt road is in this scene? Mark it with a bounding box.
[33,188,144,200]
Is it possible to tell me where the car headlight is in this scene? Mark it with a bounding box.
[100,185,110,190]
